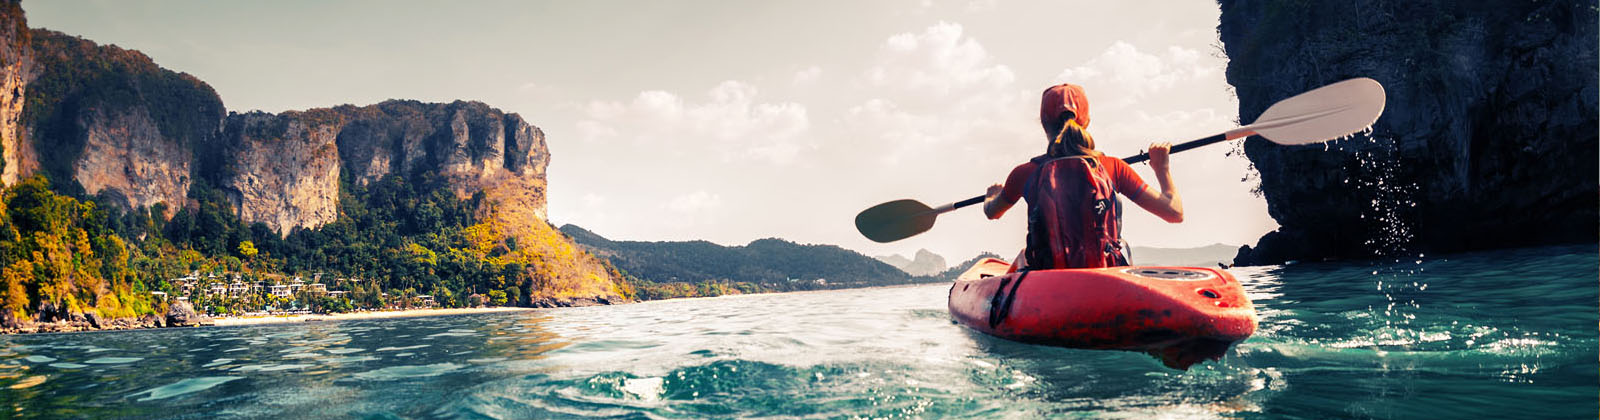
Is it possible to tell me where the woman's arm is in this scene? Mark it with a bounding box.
[1128,142,1184,223]
[983,183,1016,219]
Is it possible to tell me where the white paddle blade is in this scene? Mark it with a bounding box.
[1248,78,1386,145]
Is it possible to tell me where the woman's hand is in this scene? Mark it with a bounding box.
[983,183,1012,220]
[1148,141,1172,173]
[1132,141,1183,223]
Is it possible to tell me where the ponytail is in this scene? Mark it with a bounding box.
[1048,119,1100,158]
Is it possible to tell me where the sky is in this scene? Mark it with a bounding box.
[25,0,1277,263]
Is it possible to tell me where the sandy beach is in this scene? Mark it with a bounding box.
[212,307,537,327]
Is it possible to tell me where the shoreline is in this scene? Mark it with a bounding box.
[212,307,537,327]
[1,283,959,334]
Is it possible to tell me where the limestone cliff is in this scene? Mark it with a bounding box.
[19,29,224,217]
[0,0,27,186]
[220,100,550,236]
[73,106,192,216]
[219,110,343,236]
[1218,0,1598,265]
[0,1,618,303]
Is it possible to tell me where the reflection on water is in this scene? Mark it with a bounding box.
[0,245,1595,419]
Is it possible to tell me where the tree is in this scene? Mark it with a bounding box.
[238,240,257,259]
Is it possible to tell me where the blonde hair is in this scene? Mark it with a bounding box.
[1048,119,1100,158]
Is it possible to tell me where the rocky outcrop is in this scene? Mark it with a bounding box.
[332,100,549,221]
[163,301,212,327]
[530,296,614,308]
[17,29,224,215]
[0,304,167,334]
[220,100,551,235]
[0,10,552,238]
[0,0,28,186]
[1219,0,1598,265]
[220,110,344,236]
[74,106,191,214]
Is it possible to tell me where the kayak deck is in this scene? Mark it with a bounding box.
[948,258,1258,369]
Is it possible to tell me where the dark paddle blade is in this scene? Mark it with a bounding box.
[855,199,937,243]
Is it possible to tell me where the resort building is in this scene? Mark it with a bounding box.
[174,275,199,294]
[270,284,291,298]
[229,282,249,296]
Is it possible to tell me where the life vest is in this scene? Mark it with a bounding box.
[1021,155,1128,270]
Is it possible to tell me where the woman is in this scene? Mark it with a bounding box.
[982,83,1183,270]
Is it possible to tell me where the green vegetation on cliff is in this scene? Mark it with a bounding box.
[0,176,158,320]
[0,172,634,322]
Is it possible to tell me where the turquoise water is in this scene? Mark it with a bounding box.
[1,245,1595,419]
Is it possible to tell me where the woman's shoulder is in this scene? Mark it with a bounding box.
[1013,157,1046,171]
[1095,154,1129,167]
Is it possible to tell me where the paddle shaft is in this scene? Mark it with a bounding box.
[939,128,1258,212]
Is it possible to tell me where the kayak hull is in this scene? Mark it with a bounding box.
[948,258,1257,369]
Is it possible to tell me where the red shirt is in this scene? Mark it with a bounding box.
[999,155,1148,204]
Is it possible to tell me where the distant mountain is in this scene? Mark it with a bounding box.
[1128,244,1240,267]
[874,249,947,276]
[914,253,1003,282]
[560,225,927,290]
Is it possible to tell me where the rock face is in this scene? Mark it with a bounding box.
[0,0,28,186]
[220,101,551,235]
[74,106,192,214]
[331,100,548,220]
[220,110,344,236]
[1218,0,1598,265]
[17,28,224,216]
[0,2,616,311]
[0,23,553,237]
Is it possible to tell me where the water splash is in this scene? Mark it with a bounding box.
[1333,127,1431,333]
[1349,128,1416,260]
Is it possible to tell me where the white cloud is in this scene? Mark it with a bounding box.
[575,81,811,164]
[865,22,1015,99]
[1054,42,1218,109]
[846,22,1033,165]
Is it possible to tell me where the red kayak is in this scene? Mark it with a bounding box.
[948,258,1257,369]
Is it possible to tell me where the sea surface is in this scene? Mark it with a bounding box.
[1,245,1595,419]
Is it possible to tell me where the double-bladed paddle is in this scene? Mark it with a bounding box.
[854,77,1386,243]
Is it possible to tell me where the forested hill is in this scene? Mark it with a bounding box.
[560,225,927,291]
